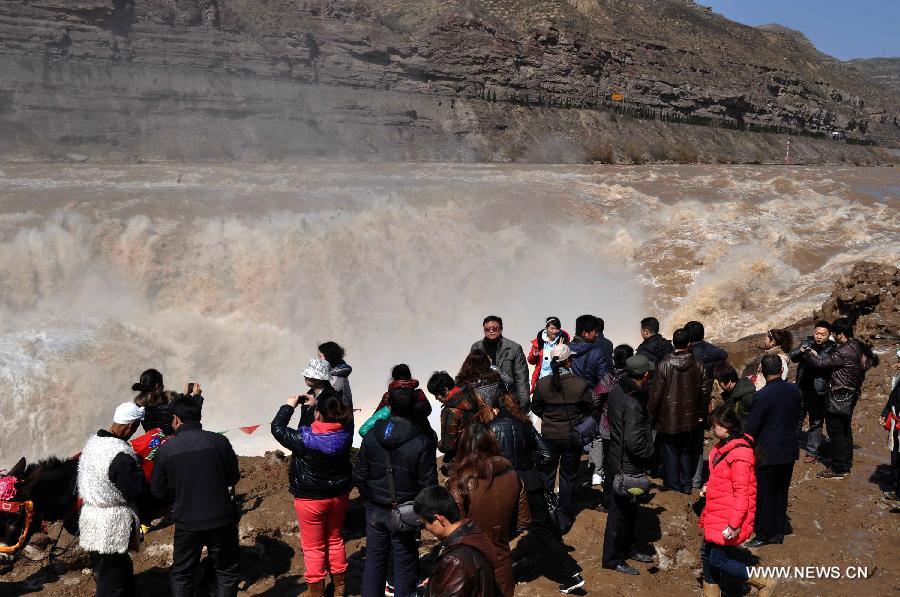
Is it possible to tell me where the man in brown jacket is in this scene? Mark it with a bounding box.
[415,486,499,597]
[647,328,708,494]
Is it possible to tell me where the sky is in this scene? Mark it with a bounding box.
[703,0,900,60]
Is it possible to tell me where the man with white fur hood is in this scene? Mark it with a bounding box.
[77,402,147,596]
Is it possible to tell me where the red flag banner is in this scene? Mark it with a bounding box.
[239,425,261,435]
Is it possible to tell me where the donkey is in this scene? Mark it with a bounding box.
[0,456,80,562]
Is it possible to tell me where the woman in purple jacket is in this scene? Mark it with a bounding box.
[272,394,354,597]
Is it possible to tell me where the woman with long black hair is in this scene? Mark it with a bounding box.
[132,368,200,435]
[447,423,530,597]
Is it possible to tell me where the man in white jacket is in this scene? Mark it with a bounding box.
[77,402,146,596]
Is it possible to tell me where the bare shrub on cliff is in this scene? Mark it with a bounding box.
[624,141,646,164]
[672,144,698,164]
[585,140,614,163]
[648,141,671,162]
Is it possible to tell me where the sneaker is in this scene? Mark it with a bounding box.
[384,582,394,597]
[803,455,817,464]
[883,491,900,502]
[817,469,846,480]
[558,573,585,593]
[591,473,604,486]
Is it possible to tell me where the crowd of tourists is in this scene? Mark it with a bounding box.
[71,313,899,597]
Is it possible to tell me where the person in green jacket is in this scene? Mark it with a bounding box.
[713,363,756,427]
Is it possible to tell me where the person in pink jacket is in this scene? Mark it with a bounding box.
[699,406,776,597]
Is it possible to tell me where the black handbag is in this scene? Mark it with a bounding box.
[383,450,419,533]
[545,489,573,535]
[826,390,858,417]
[611,400,651,500]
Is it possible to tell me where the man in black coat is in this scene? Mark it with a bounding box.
[743,354,802,548]
[636,317,674,365]
[602,355,656,576]
[151,396,241,596]
[355,390,438,597]
[789,320,837,464]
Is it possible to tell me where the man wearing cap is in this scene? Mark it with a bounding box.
[602,356,656,575]
[151,396,241,596]
[531,343,594,528]
[77,402,147,596]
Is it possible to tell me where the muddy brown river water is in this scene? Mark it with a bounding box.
[0,163,898,459]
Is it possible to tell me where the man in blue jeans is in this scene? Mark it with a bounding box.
[354,389,437,597]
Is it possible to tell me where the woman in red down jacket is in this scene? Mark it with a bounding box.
[698,406,775,597]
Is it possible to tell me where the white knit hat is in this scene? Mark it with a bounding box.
[549,344,577,361]
[302,358,331,381]
[113,402,145,425]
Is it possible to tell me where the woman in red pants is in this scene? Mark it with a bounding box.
[272,379,354,597]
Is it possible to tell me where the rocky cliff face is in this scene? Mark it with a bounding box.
[818,262,900,345]
[0,0,896,162]
[847,57,900,94]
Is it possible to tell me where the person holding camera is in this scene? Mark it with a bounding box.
[271,393,354,597]
[789,320,836,464]
[131,369,203,436]
[354,387,438,597]
[801,317,879,479]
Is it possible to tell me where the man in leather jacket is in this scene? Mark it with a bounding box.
[801,317,878,479]
[647,329,708,494]
[415,486,498,597]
